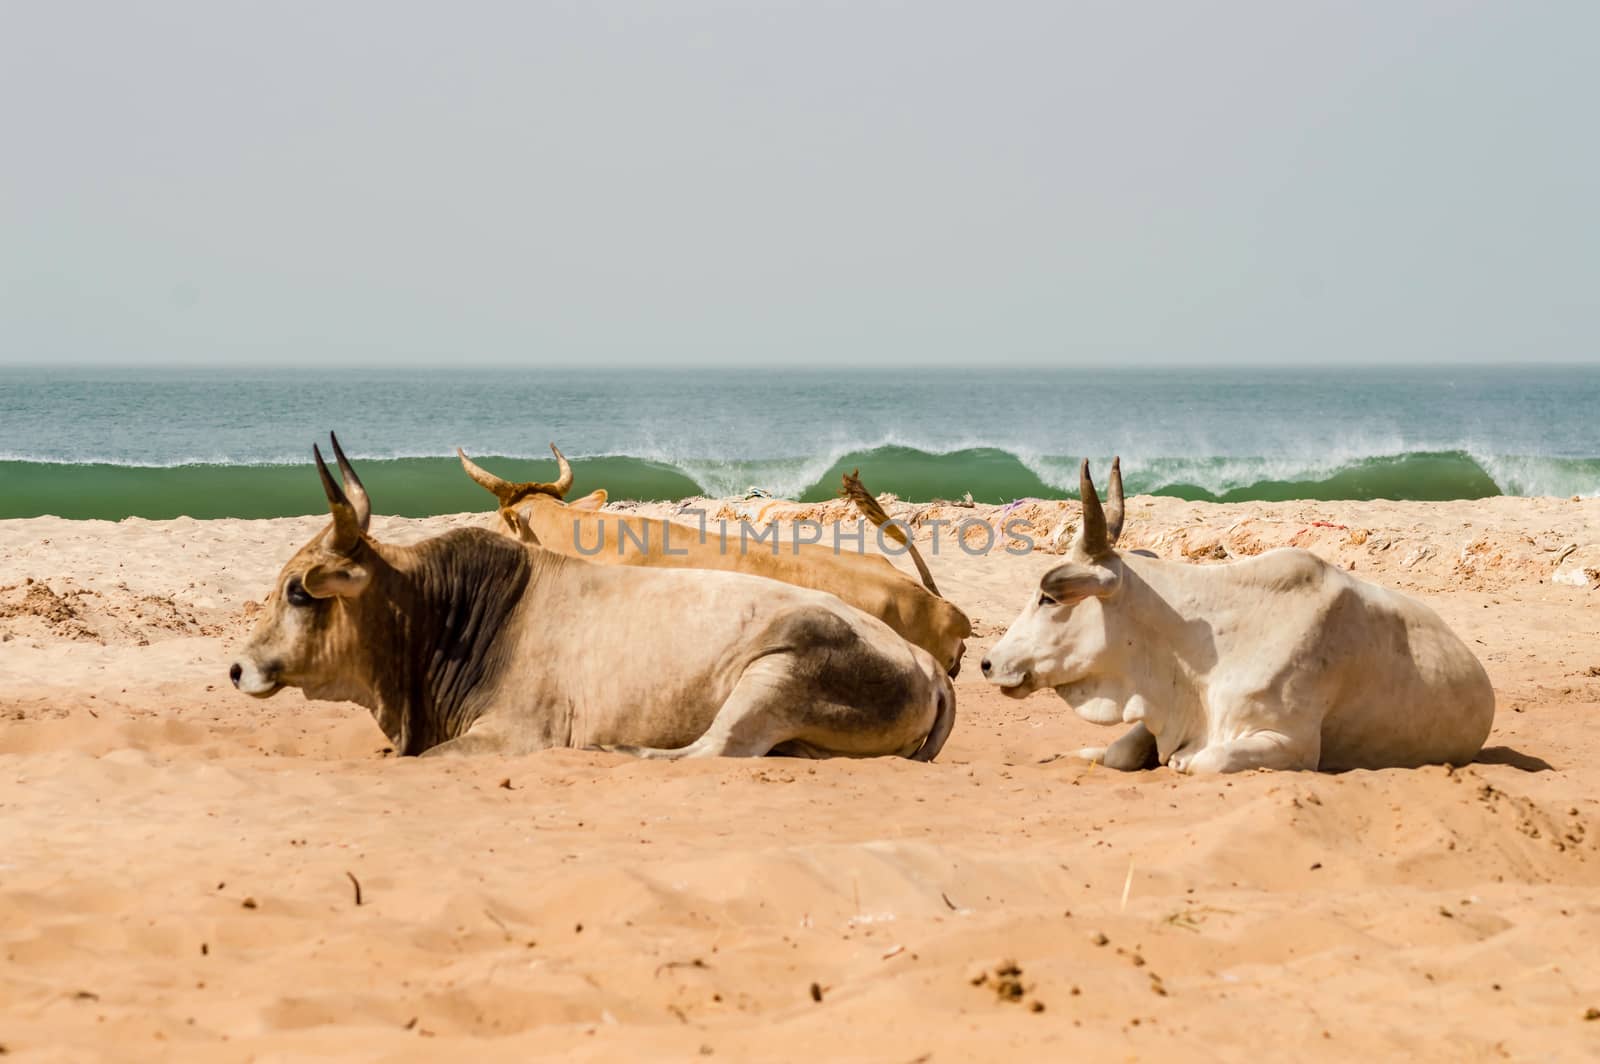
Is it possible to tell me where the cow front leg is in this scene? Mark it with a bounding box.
[1077,721,1159,771]
[419,730,511,757]
[1172,731,1319,774]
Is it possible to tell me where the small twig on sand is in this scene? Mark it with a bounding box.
[345,871,363,906]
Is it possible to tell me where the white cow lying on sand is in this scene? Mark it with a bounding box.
[981,460,1495,773]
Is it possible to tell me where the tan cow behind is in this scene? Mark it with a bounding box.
[981,459,1495,773]
[456,445,972,676]
[230,435,955,760]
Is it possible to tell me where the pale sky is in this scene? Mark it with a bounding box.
[2,1,1595,367]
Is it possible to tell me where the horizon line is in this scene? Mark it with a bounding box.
[2,358,1597,373]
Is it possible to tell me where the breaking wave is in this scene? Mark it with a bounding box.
[4,447,1599,520]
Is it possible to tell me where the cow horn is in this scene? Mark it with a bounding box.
[314,442,365,552]
[328,432,371,532]
[1077,459,1110,559]
[457,448,520,505]
[548,443,574,497]
[1105,456,1124,544]
[457,445,573,504]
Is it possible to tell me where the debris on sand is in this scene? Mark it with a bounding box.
[967,959,1045,1011]
[0,577,226,644]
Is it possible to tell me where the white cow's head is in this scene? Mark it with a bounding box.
[982,459,1130,722]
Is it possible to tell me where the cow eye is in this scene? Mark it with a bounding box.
[285,578,314,608]
[1038,592,1058,608]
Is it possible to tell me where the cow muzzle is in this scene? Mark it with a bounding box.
[980,656,1032,698]
[230,658,283,698]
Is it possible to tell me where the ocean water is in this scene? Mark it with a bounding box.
[1,365,1597,520]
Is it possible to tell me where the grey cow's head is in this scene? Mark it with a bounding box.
[230,434,379,707]
[231,435,536,757]
[981,458,1130,721]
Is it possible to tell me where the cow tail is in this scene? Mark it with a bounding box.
[839,470,941,597]
[910,674,956,762]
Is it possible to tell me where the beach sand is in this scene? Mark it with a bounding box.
[3,495,1599,1061]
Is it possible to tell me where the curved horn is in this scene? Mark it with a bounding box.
[457,448,519,506]
[548,443,573,497]
[1076,459,1110,559]
[328,432,370,531]
[457,446,573,505]
[314,443,364,552]
[1105,456,1124,545]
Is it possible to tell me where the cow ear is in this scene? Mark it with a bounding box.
[566,489,607,513]
[500,506,542,545]
[1039,562,1119,605]
[302,562,370,599]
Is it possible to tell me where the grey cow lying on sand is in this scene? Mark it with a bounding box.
[981,459,1495,773]
[229,436,956,760]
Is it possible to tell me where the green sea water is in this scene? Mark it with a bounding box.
[2,366,1596,519]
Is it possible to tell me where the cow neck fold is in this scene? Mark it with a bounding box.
[1108,559,1219,741]
[366,528,533,754]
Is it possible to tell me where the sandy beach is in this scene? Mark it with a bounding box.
[3,493,1600,1061]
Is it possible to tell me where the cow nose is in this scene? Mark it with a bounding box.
[980,657,992,676]
[229,663,243,688]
